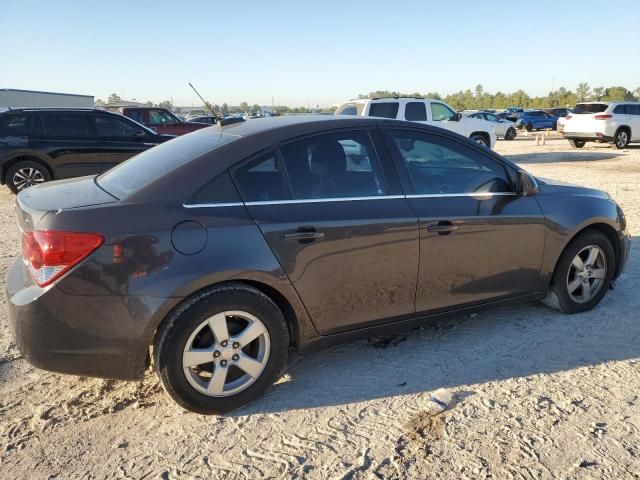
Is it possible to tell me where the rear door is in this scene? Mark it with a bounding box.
[233,128,419,334]
[34,112,104,179]
[381,127,546,313]
[628,104,640,141]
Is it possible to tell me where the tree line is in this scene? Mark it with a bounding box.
[358,84,640,111]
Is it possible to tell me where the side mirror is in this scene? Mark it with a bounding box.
[455,112,462,121]
[134,130,146,138]
[517,170,539,196]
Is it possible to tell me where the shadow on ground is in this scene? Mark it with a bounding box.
[233,240,639,416]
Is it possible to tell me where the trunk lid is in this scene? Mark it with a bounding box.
[15,176,117,231]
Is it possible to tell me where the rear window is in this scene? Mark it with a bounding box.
[573,103,608,114]
[97,129,239,198]
[368,102,399,119]
[335,103,364,116]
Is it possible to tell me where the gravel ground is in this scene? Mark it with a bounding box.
[1,135,639,479]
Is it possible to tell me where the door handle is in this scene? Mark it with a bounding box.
[284,227,324,242]
[427,221,458,235]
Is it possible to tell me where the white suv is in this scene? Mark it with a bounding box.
[335,98,497,149]
[562,101,640,149]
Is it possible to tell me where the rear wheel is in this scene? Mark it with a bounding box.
[543,230,615,314]
[569,140,586,149]
[505,127,517,140]
[614,129,630,149]
[525,123,533,132]
[5,160,51,194]
[470,133,489,148]
[155,284,289,414]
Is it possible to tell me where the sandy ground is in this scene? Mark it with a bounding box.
[1,135,639,479]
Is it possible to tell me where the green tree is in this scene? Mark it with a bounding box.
[239,101,249,112]
[144,101,153,107]
[603,86,634,101]
[221,103,229,115]
[158,100,173,110]
[576,82,590,102]
[94,98,105,107]
[635,87,640,101]
[592,87,605,101]
[107,93,122,104]
[251,104,261,112]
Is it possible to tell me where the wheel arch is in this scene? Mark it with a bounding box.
[1,154,54,185]
[470,131,490,146]
[615,125,631,138]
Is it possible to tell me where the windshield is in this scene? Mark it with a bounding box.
[97,129,239,198]
[573,103,608,114]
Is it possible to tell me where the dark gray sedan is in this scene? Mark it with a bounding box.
[6,116,631,414]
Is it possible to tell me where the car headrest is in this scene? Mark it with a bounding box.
[309,140,347,177]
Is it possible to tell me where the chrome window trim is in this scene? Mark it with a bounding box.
[182,192,517,208]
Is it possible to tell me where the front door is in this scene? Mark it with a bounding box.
[232,129,419,334]
[382,127,546,313]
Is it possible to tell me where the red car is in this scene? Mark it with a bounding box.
[117,107,209,136]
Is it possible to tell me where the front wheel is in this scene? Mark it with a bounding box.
[525,123,533,132]
[470,134,489,148]
[614,129,630,149]
[154,284,289,414]
[5,161,51,194]
[543,230,615,314]
[505,127,517,140]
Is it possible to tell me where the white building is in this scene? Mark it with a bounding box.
[0,88,94,109]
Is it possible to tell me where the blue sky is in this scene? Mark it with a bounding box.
[2,0,639,107]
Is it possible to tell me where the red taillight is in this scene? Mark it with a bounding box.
[594,114,612,120]
[21,230,104,286]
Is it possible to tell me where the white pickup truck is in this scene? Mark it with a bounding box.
[334,97,497,149]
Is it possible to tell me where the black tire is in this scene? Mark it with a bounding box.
[470,133,489,148]
[569,140,586,149]
[544,230,615,314]
[5,160,51,194]
[613,129,630,149]
[154,283,289,414]
[505,127,517,140]
[525,123,533,132]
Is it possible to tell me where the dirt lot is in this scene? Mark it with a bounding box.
[1,135,639,479]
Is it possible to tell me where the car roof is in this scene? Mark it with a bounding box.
[2,107,118,114]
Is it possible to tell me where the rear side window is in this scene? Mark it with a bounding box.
[387,130,511,194]
[573,103,608,114]
[279,130,385,199]
[232,152,289,202]
[405,102,427,121]
[42,113,90,136]
[0,114,29,136]
[98,129,238,198]
[190,171,240,204]
[368,102,399,119]
[126,110,145,124]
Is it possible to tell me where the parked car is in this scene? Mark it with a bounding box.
[7,116,630,414]
[543,107,572,119]
[0,108,174,193]
[516,110,558,131]
[563,102,640,149]
[465,111,517,140]
[116,107,209,136]
[335,98,497,148]
[187,115,218,125]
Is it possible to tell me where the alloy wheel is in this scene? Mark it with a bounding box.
[13,167,45,191]
[566,245,607,304]
[616,131,628,149]
[182,310,270,397]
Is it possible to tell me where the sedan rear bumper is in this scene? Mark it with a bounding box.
[5,256,177,380]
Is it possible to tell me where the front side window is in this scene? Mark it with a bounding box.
[629,105,640,115]
[430,103,456,121]
[387,130,511,194]
[149,109,178,124]
[42,113,90,136]
[485,113,499,122]
[232,152,289,202]
[279,130,385,199]
[368,102,399,119]
[405,102,427,121]
[94,115,141,137]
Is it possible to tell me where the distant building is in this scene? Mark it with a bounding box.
[102,100,148,112]
[0,88,94,108]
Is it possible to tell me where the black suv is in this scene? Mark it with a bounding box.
[0,108,174,193]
